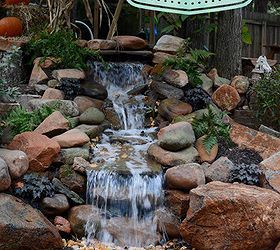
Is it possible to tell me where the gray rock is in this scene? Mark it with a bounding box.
[153,35,184,54]
[205,157,235,183]
[163,69,188,88]
[0,193,63,250]
[28,99,79,117]
[148,143,199,167]
[54,147,89,165]
[150,81,184,100]
[34,84,48,95]
[0,158,11,191]
[80,82,108,100]
[165,163,205,190]
[47,79,59,88]
[0,149,28,179]
[79,107,105,125]
[72,157,92,174]
[76,124,103,138]
[16,94,41,109]
[52,178,84,204]
[41,194,70,215]
[157,122,195,151]
[199,74,213,94]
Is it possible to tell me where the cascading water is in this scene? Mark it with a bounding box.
[85,62,163,247]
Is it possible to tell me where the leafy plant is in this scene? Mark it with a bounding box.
[0,79,20,102]
[192,106,231,153]
[242,21,252,45]
[229,163,262,186]
[252,66,280,130]
[4,105,56,136]
[26,29,104,69]
[155,13,188,34]
[164,40,214,87]
[14,173,54,207]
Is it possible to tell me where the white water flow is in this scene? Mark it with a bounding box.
[85,62,163,247]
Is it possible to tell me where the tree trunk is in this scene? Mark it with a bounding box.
[213,9,242,79]
[254,0,269,13]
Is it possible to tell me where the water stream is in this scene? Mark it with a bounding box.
[85,62,163,247]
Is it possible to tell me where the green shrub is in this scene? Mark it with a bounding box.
[252,66,280,130]
[192,106,231,153]
[26,30,103,69]
[4,105,55,136]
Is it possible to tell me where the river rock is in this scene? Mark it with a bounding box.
[76,124,103,139]
[8,132,60,172]
[79,107,105,125]
[230,75,250,94]
[54,216,71,234]
[0,158,11,191]
[68,205,100,238]
[0,193,63,250]
[150,81,184,100]
[155,208,181,238]
[80,81,108,100]
[212,84,241,111]
[48,79,59,88]
[74,96,104,113]
[180,181,280,250]
[230,122,280,159]
[112,35,147,50]
[165,163,205,190]
[52,69,85,81]
[87,39,117,50]
[158,98,192,122]
[42,88,65,100]
[153,35,184,54]
[152,52,175,64]
[163,69,188,88]
[259,151,280,193]
[207,68,230,87]
[34,84,48,94]
[54,147,89,165]
[205,157,235,183]
[0,149,28,179]
[34,111,69,137]
[199,73,213,94]
[52,129,90,148]
[157,122,195,151]
[165,190,190,219]
[41,194,70,215]
[72,157,92,174]
[148,143,198,167]
[195,135,218,163]
[59,165,86,194]
[28,99,79,117]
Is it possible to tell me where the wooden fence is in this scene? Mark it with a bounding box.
[242,10,280,61]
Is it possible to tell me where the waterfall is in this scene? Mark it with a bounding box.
[85,62,163,247]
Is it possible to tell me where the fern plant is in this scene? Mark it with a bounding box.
[192,106,231,153]
[164,40,214,87]
[4,105,56,136]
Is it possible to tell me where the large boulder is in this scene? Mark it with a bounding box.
[165,163,205,190]
[0,158,11,191]
[0,149,28,179]
[153,35,184,54]
[34,111,69,137]
[157,122,195,151]
[112,36,147,50]
[52,129,90,148]
[0,193,63,250]
[28,99,79,117]
[230,122,280,159]
[180,181,280,250]
[158,98,192,122]
[148,143,198,167]
[8,132,60,172]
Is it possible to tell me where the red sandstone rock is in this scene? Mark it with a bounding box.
[230,122,280,159]
[73,96,104,113]
[8,132,60,172]
[112,36,147,50]
[212,84,241,111]
[195,135,218,163]
[180,181,280,250]
[52,129,90,148]
[54,216,71,234]
[42,88,65,100]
